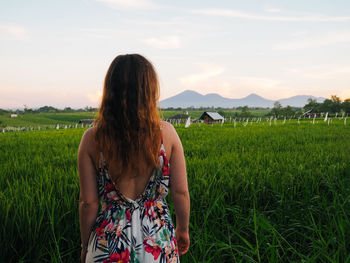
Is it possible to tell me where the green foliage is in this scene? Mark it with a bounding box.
[303,95,349,114]
[304,98,318,112]
[239,106,251,117]
[270,102,296,117]
[343,101,350,114]
[1,120,350,262]
[37,105,59,113]
[270,101,282,116]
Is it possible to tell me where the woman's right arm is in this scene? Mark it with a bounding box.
[168,123,190,256]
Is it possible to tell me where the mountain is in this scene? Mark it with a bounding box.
[159,90,325,108]
[278,95,325,107]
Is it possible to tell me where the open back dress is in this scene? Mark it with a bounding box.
[85,137,179,263]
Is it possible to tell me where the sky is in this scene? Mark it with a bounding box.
[1,0,350,109]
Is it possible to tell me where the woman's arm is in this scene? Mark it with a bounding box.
[167,123,190,255]
[78,128,99,259]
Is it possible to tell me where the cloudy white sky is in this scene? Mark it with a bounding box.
[1,0,350,109]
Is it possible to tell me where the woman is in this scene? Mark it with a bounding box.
[78,54,190,262]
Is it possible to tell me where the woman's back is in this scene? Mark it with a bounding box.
[80,122,184,262]
[78,54,190,263]
[105,124,173,201]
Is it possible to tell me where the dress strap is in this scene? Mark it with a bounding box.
[98,152,104,169]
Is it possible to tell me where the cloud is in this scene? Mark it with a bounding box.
[221,76,285,98]
[179,69,295,99]
[0,24,29,41]
[96,0,158,9]
[140,36,181,49]
[285,65,350,79]
[190,8,350,22]
[275,31,350,50]
[180,63,225,86]
[86,90,102,105]
[179,65,291,99]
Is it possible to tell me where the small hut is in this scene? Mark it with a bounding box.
[78,119,94,125]
[199,111,224,124]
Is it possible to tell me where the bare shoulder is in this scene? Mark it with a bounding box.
[160,121,175,158]
[160,120,177,141]
[79,127,97,156]
[81,127,96,143]
[160,120,183,160]
[161,120,175,131]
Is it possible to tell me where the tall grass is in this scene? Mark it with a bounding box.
[0,121,349,262]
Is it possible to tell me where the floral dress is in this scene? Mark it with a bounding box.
[85,138,179,263]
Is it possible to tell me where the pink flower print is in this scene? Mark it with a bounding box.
[103,248,130,262]
[126,209,131,222]
[143,239,162,260]
[95,219,108,237]
[145,198,157,219]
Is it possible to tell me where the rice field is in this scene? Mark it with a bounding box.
[1,119,349,262]
[0,109,272,129]
[0,112,97,129]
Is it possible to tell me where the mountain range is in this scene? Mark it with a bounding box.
[159,90,325,108]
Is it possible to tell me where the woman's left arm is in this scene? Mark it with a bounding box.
[78,128,99,257]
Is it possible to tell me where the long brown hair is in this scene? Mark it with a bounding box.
[94,54,162,182]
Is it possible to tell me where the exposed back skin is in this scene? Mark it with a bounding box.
[79,120,187,202]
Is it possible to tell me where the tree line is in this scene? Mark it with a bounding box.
[270,95,350,117]
[0,105,97,114]
[1,95,349,117]
[303,95,350,114]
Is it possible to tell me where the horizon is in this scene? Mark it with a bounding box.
[1,90,331,111]
[166,89,327,100]
[1,1,350,108]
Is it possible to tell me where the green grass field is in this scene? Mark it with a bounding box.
[0,109,272,129]
[160,109,272,119]
[0,112,97,129]
[1,120,349,262]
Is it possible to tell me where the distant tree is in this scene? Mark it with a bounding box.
[37,106,58,113]
[342,99,350,114]
[318,95,342,114]
[64,107,73,112]
[331,95,341,103]
[84,106,97,112]
[320,99,333,113]
[24,105,33,114]
[330,95,342,113]
[271,101,282,116]
[282,105,296,117]
[240,105,251,117]
[274,101,282,108]
[304,98,320,113]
